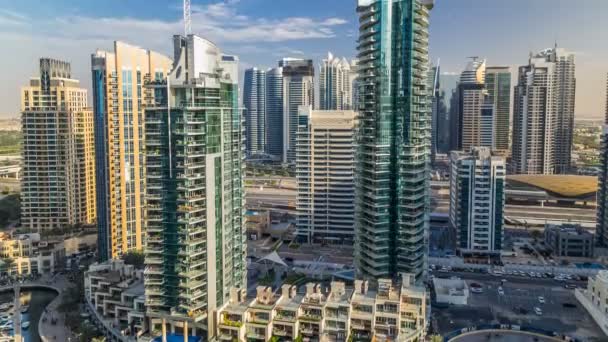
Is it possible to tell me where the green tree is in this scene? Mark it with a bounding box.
[122,250,145,269]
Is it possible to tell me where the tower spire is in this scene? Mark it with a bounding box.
[184,0,192,36]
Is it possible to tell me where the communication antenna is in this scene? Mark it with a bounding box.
[184,0,192,36]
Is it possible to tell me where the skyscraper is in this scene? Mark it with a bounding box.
[485,67,511,152]
[143,35,245,337]
[21,58,96,232]
[319,52,352,110]
[429,64,440,160]
[243,68,266,156]
[265,67,284,159]
[91,42,172,261]
[455,57,487,151]
[354,0,433,281]
[437,72,458,154]
[450,147,505,253]
[512,47,575,174]
[296,106,357,245]
[349,59,361,112]
[281,58,314,163]
[596,74,608,246]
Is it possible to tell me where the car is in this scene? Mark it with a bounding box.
[562,303,577,308]
[564,284,577,290]
[471,287,483,294]
[498,287,504,296]
[501,279,507,283]
[538,296,545,304]
[534,307,542,315]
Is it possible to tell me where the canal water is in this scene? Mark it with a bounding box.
[0,288,58,342]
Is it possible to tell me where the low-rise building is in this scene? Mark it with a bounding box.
[575,270,608,335]
[84,259,145,341]
[246,209,271,241]
[215,274,427,342]
[544,224,594,258]
[0,232,64,275]
[432,277,469,305]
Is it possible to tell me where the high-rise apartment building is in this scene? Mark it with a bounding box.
[92,42,172,261]
[143,35,246,338]
[349,59,360,112]
[296,106,357,245]
[455,58,487,151]
[512,47,575,174]
[265,67,284,159]
[429,64,441,160]
[485,67,511,152]
[354,0,433,281]
[244,68,266,156]
[281,58,314,163]
[596,74,608,246]
[21,58,96,232]
[450,147,505,253]
[319,52,352,110]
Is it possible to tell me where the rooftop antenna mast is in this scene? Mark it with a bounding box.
[184,0,192,36]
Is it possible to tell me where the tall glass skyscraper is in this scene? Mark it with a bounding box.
[243,68,266,156]
[143,35,246,337]
[319,52,352,110]
[265,67,284,159]
[354,0,433,282]
[485,67,511,152]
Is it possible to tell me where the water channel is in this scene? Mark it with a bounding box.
[0,288,58,342]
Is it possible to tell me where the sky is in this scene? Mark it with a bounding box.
[1,0,607,118]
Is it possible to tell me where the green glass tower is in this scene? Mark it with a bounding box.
[144,35,245,337]
[354,0,433,282]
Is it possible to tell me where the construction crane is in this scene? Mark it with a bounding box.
[184,0,192,36]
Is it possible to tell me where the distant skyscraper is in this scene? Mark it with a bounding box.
[319,52,352,110]
[91,42,172,261]
[281,58,314,163]
[450,147,505,252]
[512,47,575,174]
[456,57,487,151]
[437,72,458,154]
[485,67,512,152]
[244,68,266,156]
[21,58,96,232]
[296,106,357,245]
[429,64,440,160]
[355,0,433,282]
[349,59,360,111]
[144,35,245,338]
[265,67,284,159]
[596,74,608,246]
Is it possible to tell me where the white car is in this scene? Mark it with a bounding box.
[498,287,504,296]
[538,296,545,304]
[534,307,542,315]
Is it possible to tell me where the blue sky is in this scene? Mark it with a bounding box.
[1,0,607,117]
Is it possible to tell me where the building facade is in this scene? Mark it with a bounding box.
[575,271,608,336]
[21,58,96,232]
[354,0,433,281]
[512,47,575,175]
[544,224,594,258]
[455,58,487,151]
[265,67,284,160]
[597,74,608,246]
[91,42,172,261]
[485,66,511,152]
[319,52,352,111]
[296,107,357,245]
[244,68,266,156]
[217,275,427,342]
[281,58,314,164]
[0,232,64,275]
[450,147,505,253]
[143,35,246,338]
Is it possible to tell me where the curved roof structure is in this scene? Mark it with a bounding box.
[507,175,597,199]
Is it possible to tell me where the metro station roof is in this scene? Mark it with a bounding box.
[507,175,597,199]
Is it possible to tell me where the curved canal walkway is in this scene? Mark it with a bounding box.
[0,275,66,342]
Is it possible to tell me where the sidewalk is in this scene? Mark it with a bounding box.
[38,275,73,342]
